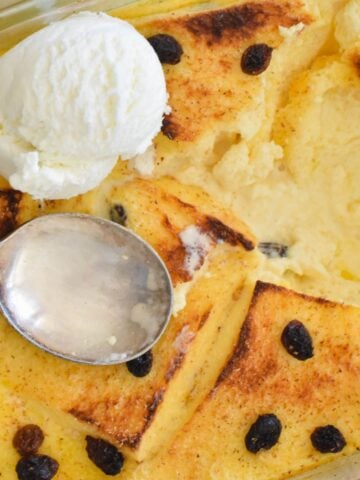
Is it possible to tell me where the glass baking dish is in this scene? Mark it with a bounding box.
[0,1,359,479]
[0,0,138,51]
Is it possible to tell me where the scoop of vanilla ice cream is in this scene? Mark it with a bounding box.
[0,12,168,199]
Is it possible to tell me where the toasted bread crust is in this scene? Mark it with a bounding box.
[182,2,309,43]
[136,2,312,142]
[352,53,360,77]
[0,190,22,239]
[217,281,344,389]
[216,281,339,385]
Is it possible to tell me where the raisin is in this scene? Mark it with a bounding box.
[13,425,45,456]
[245,414,282,453]
[281,320,314,361]
[126,350,153,377]
[85,436,124,476]
[241,44,273,75]
[161,115,178,140]
[311,425,346,453]
[110,204,127,226]
[259,242,288,258]
[148,34,183,65]
[16,454,59,480]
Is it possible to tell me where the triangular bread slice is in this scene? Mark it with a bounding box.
[125,281,360,478]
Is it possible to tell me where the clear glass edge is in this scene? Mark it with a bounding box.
[0,0,139,50]
[0,1,359,479]
[290,453,360,480]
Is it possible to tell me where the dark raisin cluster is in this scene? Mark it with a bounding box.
[244,324,346,455]
[13,424,58,480]
[245,416,346,456]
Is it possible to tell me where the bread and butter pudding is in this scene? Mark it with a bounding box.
[0,0,359,479]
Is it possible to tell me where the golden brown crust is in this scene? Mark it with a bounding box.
[106,178,254,285]
[216,281,356,401]
[161,114,180,140]
[201,216,255,250]
[182,2,308,43]
[70,389,166,449]
[352,53,360,77]
[136,2,312,142]
[0,190,22,239]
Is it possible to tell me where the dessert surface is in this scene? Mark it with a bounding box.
[123,281,360,479]
[0,0,359,479]
[0,168,257,465]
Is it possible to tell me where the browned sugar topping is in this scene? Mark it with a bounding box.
[183,2,310,43]
[0,189,22,239]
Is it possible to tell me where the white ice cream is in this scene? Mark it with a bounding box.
[0,12,168,199]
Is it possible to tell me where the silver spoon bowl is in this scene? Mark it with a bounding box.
[0,214,173,365]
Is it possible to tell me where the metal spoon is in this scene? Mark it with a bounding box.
[0,214,173,365]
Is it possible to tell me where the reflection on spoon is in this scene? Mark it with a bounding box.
[0,214,173,365]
